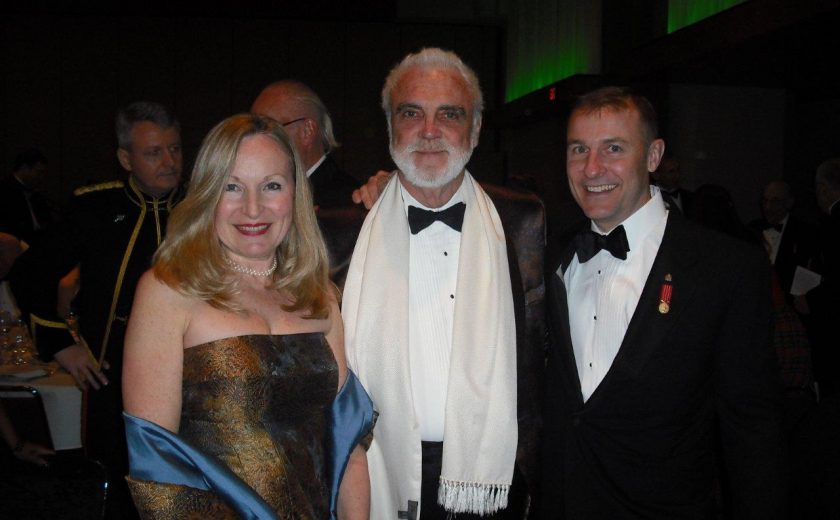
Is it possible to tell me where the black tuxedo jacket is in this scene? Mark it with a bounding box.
[484,184,547,496]
[750,216,817,295]
[805,204,840,394]
[0,176,58,246]
[541,210,785,519]
[308,154,359,209]
[660,187,694,216]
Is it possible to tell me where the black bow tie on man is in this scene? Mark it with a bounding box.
[574,225,630,263]
[407,202,466,234]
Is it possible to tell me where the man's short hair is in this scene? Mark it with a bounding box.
[115,101,180,151]
[380,47,484,135]
[571,86,660,145]
[12,147,47,172]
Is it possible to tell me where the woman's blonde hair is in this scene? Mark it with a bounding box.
[153,113,331,318]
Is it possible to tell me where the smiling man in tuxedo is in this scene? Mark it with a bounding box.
[540,86,786,519]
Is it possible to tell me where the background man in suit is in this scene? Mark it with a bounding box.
[251,79,359,209]
[0,147,59,248]
[750,179,817,295]
[650,151,692,215]
[342,47,544,519]
[541,86,785,518]
[795,158,840,398]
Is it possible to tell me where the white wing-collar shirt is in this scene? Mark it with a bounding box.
[762,214,789,265]
[305,154,327,178]
[399,179,465,441]
[562,186,668,402]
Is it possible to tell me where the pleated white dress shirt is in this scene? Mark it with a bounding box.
[562,187,668,402]
[762,215,788,265]
[399,181,464,441]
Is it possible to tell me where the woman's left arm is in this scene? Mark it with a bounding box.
[338,445,369,520]
[324,294,370,519]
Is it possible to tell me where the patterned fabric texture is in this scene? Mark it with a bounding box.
[128,333,338,519]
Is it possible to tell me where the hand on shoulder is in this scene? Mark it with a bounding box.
[351,170,394,210]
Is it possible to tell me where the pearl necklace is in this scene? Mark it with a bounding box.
[224,255,278,277]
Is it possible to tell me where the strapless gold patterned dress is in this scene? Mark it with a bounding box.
[127,333,338,519]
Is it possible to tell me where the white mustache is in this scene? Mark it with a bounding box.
[405,140,452,153]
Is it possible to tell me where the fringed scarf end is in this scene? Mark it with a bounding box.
[438,478,510,516]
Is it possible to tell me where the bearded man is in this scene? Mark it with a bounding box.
[341,47,545,519]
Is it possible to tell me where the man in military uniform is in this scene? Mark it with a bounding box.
[9,101,183,519]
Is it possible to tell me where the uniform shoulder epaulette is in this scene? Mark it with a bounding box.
[73,180,125,196]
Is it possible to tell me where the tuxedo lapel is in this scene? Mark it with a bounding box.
[609,212,701,379]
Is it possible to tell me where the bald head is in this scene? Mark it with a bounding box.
[251,80,338,171]
[816,158,840,214]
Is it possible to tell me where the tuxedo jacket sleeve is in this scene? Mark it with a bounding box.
[484,184,547,495]
[309,155,360,209]
[541,211,785,519]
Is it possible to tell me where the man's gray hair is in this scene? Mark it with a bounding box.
[262,80,341,153]
[116,101,180,151]
[817,158,840,190]
[381,48,484,135]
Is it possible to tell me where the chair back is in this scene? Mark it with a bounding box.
[0,385,53,450]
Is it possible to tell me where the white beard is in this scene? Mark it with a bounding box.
[390,138,472,189]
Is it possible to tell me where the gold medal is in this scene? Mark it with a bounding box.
[658,273,673,314]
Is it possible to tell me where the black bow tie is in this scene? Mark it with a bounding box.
[407,202,466,234]
[574,225,630,263]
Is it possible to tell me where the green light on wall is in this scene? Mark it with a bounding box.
[504,1,602,103]
[506,50,589,103]
[668,0,747,33]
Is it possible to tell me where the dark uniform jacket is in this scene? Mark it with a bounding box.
[10,176,183,368]
[9,176,184,517]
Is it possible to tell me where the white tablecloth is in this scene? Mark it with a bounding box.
[0,367,82,450]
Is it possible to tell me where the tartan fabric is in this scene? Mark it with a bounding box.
[773,304,814,389]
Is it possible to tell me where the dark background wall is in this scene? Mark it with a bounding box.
[3,1,840,236]
[0,10,503,205]
[502,0,840,237]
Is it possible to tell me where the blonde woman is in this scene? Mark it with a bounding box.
[122,114,372,519]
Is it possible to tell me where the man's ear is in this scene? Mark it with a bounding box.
[470,116,482,149]
[647,139,665,172]
[300,119,318,146]
[117,148,132,172]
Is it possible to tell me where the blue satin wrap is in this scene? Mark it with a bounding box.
[123,412,277,519]
[124,370,374,520]
[326,370,376,518]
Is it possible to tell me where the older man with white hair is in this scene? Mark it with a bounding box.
[342,48,545,519]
